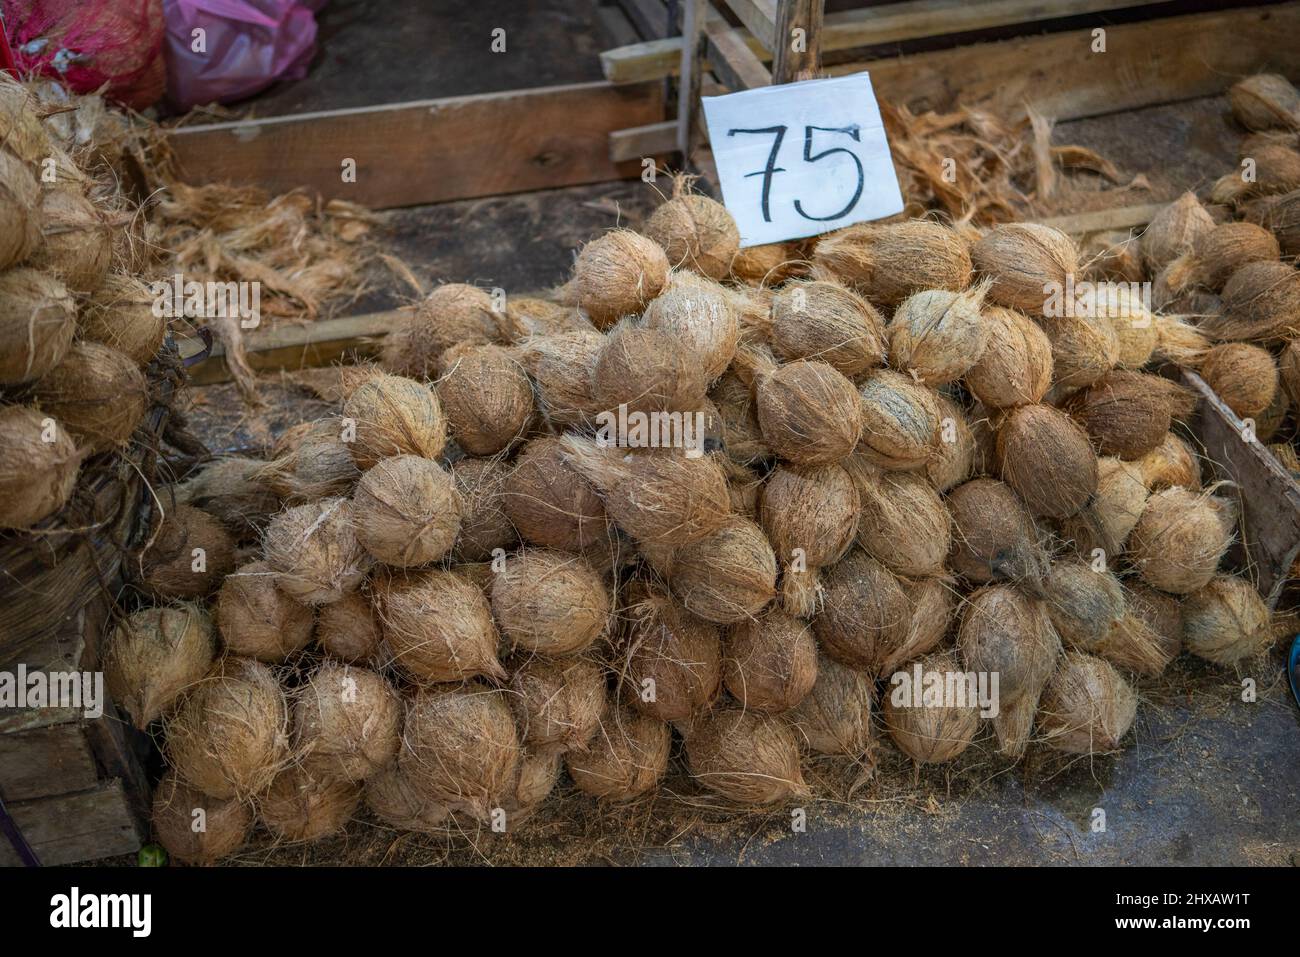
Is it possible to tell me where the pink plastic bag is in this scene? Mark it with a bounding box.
[162,0,320,110]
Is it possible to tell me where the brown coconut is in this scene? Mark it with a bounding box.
[1182,574,1273,665]
[503,435,609,553]
[1206,260,1300,341]
[881,651,981,764]
[926,393,977,492]
[813,549,951,676]
[812,220,972,307]
[642,270,739,381]
[1128,487,1235,594]
[174,457,280,537]
[105,603,216,729]
[684,707,808,804]
[566,705,670,800]
[857,368,942,470]
[946,477,1049,592]
[520,328,605,429]
[377,568,505,682]
[1152,314,1213,368]
[760,462,859,618]
[665,515,778,623]
[509,654,607,753]
[643,185,739,280]
[561,436,731,548]
[888,284,989,384]
[766,279,886,377]
[259,767,361,843]
[731,240,801,285]
[29,187,112,293]
[1063,370,1188,460]
[0,148,42,269]
[1041,312,1120,393]
[1059,456,1150,558]
[79,273,166,367]
[152,771,252,866]
[400,683,520,820]
[722,608,818,714]
[739,349,863,465]
[316,589,382,664]
[965,306,1053,409]
[1140,192,1216,274]
[995,403,1098,519]
[491,547,610,656]
[1168,222,1281,293]
[0,268,76,386]
[165,657,289,800]
[1257,376,1292,442]
[364,765,451,833]
[850,462,951,578]
[435,342,533,454]
[1124,583,1184,674]
[1137,431,1201,490]
[556,229,670,328]
[1043,560,1167,675]
[1199,343,1278,420]
[292,662,401,780]
[621,584,722,721]
[0,77,52,164]
[352,455,462,567]
[1037,651,1137,754]
[1230,74,1300,131]
[787,654,875,756]
[503,295,595,340]
[379,283,506,377]
[0,403,82,529]
[30,341,147,452]
[971,223,1077,315]
[592,321,707,415]
[709,370,770,465]
[141,503,237,600]
[257,418,359,503]
[450,457,517,561]
[217,561,314,663]
[342,373,446,470]
[502,749,563,826]
[263,498,372,605]
[1089,284,1158,369]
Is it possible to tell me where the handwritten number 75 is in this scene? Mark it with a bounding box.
[728,124,865,223]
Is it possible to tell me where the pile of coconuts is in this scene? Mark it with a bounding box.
[0,75,163,534]
[111,171,1284,867]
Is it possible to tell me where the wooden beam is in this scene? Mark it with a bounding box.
[677,0,707,156]
[1036,202,1165,237]
[617,0,672,39]
[601,0,1176,83]
[722,0,778,51]
[706,9,772,90]
[610,120,678,162]
[772,0,825,84]
[167,82,666,210]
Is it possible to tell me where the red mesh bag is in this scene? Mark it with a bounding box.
[3,0,166,109]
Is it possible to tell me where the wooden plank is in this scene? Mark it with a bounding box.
[610,119,678,162]
[0,782,142,866]
[618,0,672,39]
[601,0,1173,82]
[1183,370,1300,608]
[678,0,707,156]
[706,9,772,90]
[0,724,98,803]
[167,82,666,210]
[772,0,825,84]
[1037,202,1165,237]
[722,0,778,51]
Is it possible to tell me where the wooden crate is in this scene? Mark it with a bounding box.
[0,596,151,866]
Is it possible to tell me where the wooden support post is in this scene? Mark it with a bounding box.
[767,0,824,84]
[677,0,707,156]
[721,0,778,51]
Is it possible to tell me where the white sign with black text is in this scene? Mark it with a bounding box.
[701,71,903,248]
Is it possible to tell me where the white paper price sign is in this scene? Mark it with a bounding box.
[701,71,903,248]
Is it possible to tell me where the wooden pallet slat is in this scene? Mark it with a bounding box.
[723,0,779,50]
[707,8,773,90]
[0,783,143,867]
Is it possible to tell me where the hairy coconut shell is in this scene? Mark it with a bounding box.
[731,240,801,285]
[509,654,607,752]
[380,283,506,377]
[263,498,372,605]
[29,186,112,293]
[722,608,817,714]
[141,503,237,600]
[592,321,707,415]
[504,435,609,553]
[504,295,594,340]
[1182,575,1272,665]
[105,603,217,729]
[857,368,942,469]
[1041,312,1120,393]
[1141,192,1216,274]
[0,403,81,529]
[316,589,382,664]
[665,515,778,623]
[1059,456,1149,558]
[342,374,446,470]
[1174,222,1281,293]
[882,651,981,764]
[365,765,451,833]
[1256,376,1291,442]
[621,584,722,721]
[767,279,886,376]
[377,568,504,682]
[851,464,951,578]
[1090,284,1158,369]
[166,657,290,800]
[352,455,462,567]
[749,354,864,465]
[642,271,739,381]
[174,457,280,538]
[1137,431,1201,490]
[558,229,669,328]
[0,78,52,164]
[293,662,401,780]
[946,477,1049,591]
[787,653,875,756]
[996,403,1098,519]
[503,749,563,826]
[0,148,42,269]
[1199,342,1278,420]
[644,190,740,280]
[436,342,533,454]
[926,393,976,492]
[1124,583,1183,674]
[685,707,808,804]
[520,328,605,429]
[972,223,1077,315]
[152,771,252,866]
[259,767,361,843]
[31,341,147,452]
[1063,370,1180,460]
[1038,651,1137,754]
[1230,73,1300,131]
[1207,260,1300,341]
[813,220,972,307]
[1128,487,1235,594]
[709,370,769,464]
[566,705,670,800]
[888,285,989,384]
[761,462,859,617]
[79,273,166,367]
[217,561,314,663]
[1042,560,1165,674]
[451,457,516,561]
[400,683,520,820]
[491,547,610,656]
[0,268,76,386]
[966,306,1053,409]
[257,418,359,503]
